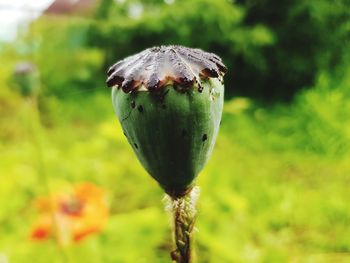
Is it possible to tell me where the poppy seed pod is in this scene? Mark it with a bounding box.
[13,62,40,97]
[107,45,226,197]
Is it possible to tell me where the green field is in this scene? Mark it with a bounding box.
[1,76,350,262]
[1,0,350,262]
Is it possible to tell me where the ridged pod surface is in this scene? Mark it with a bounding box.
[107,45,226,196]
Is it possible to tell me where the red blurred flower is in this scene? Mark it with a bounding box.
[30,183,109,244]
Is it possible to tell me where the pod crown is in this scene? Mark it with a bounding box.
[106,45,227,92]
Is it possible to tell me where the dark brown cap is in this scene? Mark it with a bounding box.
[106,45,227,93]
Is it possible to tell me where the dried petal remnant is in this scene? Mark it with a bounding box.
[106,45,227,92]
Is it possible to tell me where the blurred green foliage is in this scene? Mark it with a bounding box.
[90,0,350,101]
[237,0,350,100]
[1,74,350,262]
[90,0,275,98]
[1,0,350,262]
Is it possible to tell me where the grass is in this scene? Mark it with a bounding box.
[0,80,350,262]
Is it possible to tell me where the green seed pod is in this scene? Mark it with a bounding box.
[107,45,226,197]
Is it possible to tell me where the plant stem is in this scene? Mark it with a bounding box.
[165,186,199,263]
[26,97,73,262]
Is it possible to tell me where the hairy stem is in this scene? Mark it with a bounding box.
[165,187,199,263]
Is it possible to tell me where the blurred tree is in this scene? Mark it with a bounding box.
[88,0,274,98]
[14,0,349,101]
[89,0,350,101]
[22,17,104,97]
[236,0,350,100]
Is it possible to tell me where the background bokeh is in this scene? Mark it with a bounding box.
[1,0,350,262]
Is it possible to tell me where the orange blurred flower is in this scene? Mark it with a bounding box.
[30,183,109,244]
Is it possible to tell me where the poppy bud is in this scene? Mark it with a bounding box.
[107,45,226,197]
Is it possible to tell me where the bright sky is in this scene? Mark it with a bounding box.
[0,0,54,42]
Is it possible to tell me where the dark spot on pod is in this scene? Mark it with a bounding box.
[181,129,187,137]
[156,89,169,104]
[134,143,138,149]
[207,57,227,73]
[210,53,221,62]
[123,131,127,137]
[107,60,124,76]
[198,84,204,93]
[106,75,124,88]
[121,79,135,92]
[138,105,144,113]
[216,62,227,73]
[148,82,161,91]
[201,68,219,78]
[107,67,114,77]
[202,134,208,142]
[148,73,161,90]
[131,100,136,108]
[107,65,117,77]
[177,77,194,88]
[161,89,169,100]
